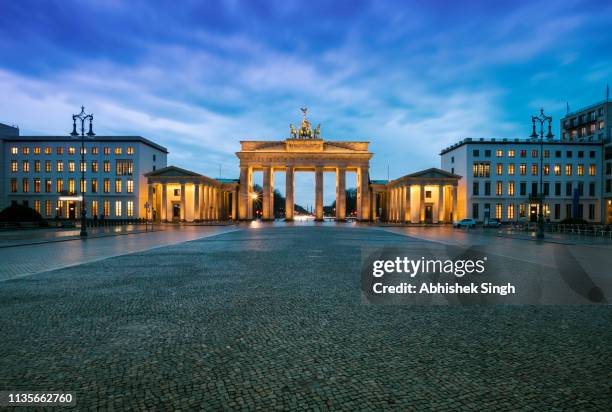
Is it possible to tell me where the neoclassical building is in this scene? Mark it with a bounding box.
[144,110,460,223]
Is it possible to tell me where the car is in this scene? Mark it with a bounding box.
[484,218,501,228]
[453,218,477,228]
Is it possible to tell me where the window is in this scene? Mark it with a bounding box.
[589,182,595,197]
[566,150,572,158]
[578,151,584,158]
[589,164,596,176]
[473,182,479,196]
[92,161,98,173]
[104,161,111,173]
[589,204,595,220]
[68,178,75,194]
[520,204,526,218]
[56,161,64,172]
[531,182,538,196]
[507,204,514,220]
[496,181,503,196]
[577,164,584,176]
[80,147,86,155]
[543,164,549,175]
[45,200,52,217]
[34,200,40,213]
[44,147,51,155]
[484,149,491,157]
[34,147,41,155]
[599,121,605,130]
[45,179,52,192]
[92,147,99,155]
[472,203,479,219]
[10,178,17,193]
[520,150,527,158]
[578,182,584,196]
[34,160,41,172]
[174,188,180,196]
[531,164,538,176]
[519,164,526,175]
[543,183,549,196]
[153,154,156,161]
[115,179,122,193]
[554,204,560,220]
[495,204,502,219]
[543,150,549,158]
[126,179,134,193]
[127,147,134,155]
[56,147,64,155]
[80,178,86,193]
[68,161,75,172]
[473,149,480,157]
[451,156,455,163]
[115,201,122,217]
[496,164,503,175]
[115,147,122,155]
[115,160,134,175]
[555,150,561,158]
[68,147,76,155]
[22,147,30,155]
[472,162,490,177]
[555,182,561,196]
[104,147,111,155]
[80,161,86,172]
[103,179,110,193]
[45,161,51,172]
[531,149,538,158]
[10,160,18,172]
[92,201,99,217]
[508,182,515,196]
[56,179,64,193]
[22,178,29,193]
[104,200,110,217]
[484,182,491,196]
[565,164,572,176]
[508,164,515,175]
[22,160,29,172]
[10,147,18,154]
[91,179,98,193]
[508,150,515,158]
[590,151,596,159]
[496,149,503,157]
[566,183,572,196]
[554,164,561,176]
[127,201,134,217]
[520,182,526,196]
[34,178,41,193]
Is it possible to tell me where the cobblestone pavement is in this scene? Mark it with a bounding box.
[0,225,610,410]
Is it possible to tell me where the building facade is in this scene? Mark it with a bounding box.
[440,137,604,223]
[560,100,612,223]
[0,129,168,220]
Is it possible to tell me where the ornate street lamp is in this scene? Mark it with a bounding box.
[70,106,95,237]
[530,108,554,239]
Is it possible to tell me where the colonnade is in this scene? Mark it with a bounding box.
[384,184,457,223]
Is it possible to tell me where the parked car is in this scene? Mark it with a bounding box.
[484,218,501,228]
[453,218,477,228]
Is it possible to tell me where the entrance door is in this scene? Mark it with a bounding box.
[172,203,181,221]
[529,205,538,222]
[68,201,76,219]
[425,205,433,223]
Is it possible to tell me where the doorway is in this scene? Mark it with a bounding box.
[172,203,181,221]
[425,204,433,223]
[68,201,76,219]
[529,205,538,222]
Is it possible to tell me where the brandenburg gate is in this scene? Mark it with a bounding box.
[237,108,372,221]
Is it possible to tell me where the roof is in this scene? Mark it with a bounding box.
[216,178,240,183]
[370,179,389,185]
[440,136,603,155]
[144,166,201,177]
[2,135,168,153]
[399,167,461,179]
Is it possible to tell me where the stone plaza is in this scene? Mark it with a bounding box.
[0,223,610,410]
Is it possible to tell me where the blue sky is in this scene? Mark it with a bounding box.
[1,0,611,206]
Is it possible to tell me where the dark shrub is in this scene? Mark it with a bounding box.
[559,217,588,225]
[0,204,43,222]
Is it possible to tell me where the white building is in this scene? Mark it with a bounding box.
[0,127,167,220]
[440,137,604,223]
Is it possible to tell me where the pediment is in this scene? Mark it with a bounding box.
[403,168,460,179]
[144,166,202,177]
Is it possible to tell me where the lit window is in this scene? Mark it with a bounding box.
[104,147,110,155]
[508,182,515,196]
[520,150,526,158]
[68,178,75,194]
[532,150,538,158]
[543,164,549,175]
[565,164,572,176]
[22,147,30,155]
[11,160,18,172]
[22,161,29,172]
[56,179,64,193]
[508,164,515,175]
[103,179,110,193]
[543,150,549,158]
[92,201,99,217]
[104,200,110,217]
[531,164,538,176]
[68,161,75,172]
[45,161,51,172]
[115,201,122,217]
[496,149,503,157]
[127,201,134,217]
[92,161,98,173]
[34,178,41,193]
[45,147,51,155]
[115,147,122,155]
[34,147,41,155]
[92,147,99,155]
[22,178,29,193]
[34,200,40,213]
[104,161,110,173]
[80,178,86,193]
[56,147,64,155]
[10,178,17,193]
[577,164,584,176]
[496,181,503,195]
[508,150,515,157]
[80,161,86,172]
[495,204,502,219]
[56,161,64,172]
[554,164,561,175]
[507,204,514,219]
[127,147,134,155]
[115,179,122,193]
[496,164,503,175]
[80,147,86,155]
[91,179,98,193]
[45,179,52,192]
[126,179,134,193]
[45,200,52,217]
[11,147,18,155]
[589,164,596,176]
[519,164,526,175]
[68,147,76,155]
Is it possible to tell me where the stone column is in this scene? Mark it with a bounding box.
[404,185,411,223]
[194,184,200,222]
[420,185,426,223]
[263,166,273,220]
[147,183,154,220]
[336,167,346,221]
[452,185,458,222]
[359,167,370,221]
[180,183,186,221]
[238,166,252,220]
[437,185,445,223]
[315,166,324,221]
[232,188,238,220]
[285,166,294,221]
[161,183,168,222]
[199,184,204,220]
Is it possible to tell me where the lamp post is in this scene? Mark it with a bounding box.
[70,106,95,238]
[530,108,554,239]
